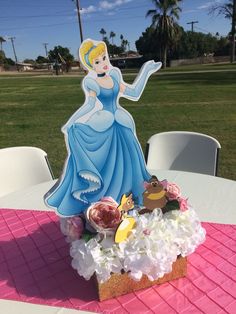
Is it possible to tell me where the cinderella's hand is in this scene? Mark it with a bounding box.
[123,60,162,100]
[144,60,162,73]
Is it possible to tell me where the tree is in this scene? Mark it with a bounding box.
[172,31,218,59]
[215,36,230,56]
[23,59,35,64]
[120,34,124,46]
[120,35,127,51]
[36,55,48,64]
[4,57,15,65]
[146,0,182,68]
[110,31,116,45]
[0,36,6,51]
[0,50,6,64]
[103,36,110,46]
[100,28,106,40]
[136,27,162,60]
[108,44,124,56]
[209,0,236,62]
[136,27,229,61]
[48,46,74,72]
[123,39,129,51]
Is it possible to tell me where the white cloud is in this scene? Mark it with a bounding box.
[80,0,133,16]
[80,5,97,15]
[100,0,133,10]
[106,11,116,16]
[197,2,213,10]
[182,9,198,14]
[197,0,222,10]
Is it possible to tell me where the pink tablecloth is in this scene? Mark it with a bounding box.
[0,208,236,313]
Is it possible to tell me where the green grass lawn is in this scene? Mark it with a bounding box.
[1,66,236,180]
[122,62,236,74]
[161,62,236,72]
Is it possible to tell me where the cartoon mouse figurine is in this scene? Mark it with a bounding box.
[139,176,168,214]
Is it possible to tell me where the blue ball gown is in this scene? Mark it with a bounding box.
[45,69,151,216]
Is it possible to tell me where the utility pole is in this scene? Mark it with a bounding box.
[43,43,50,70]
[9,37,19,72]
[73,0,83,43]
[187,21,199,32]
[231,0,236,63]
[43,43,48,57]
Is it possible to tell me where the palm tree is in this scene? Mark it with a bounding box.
[103,36,110,46]
[123,39,128,51]
[120,34,126,52]
[146,0,182,68]
[127,41,130,51]
[0,36,6,51]
[120,34,124,45]
[100,28,106,40]
[110,31,116,45]
[209,0,236,63]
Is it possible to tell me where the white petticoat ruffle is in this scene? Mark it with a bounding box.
[70,208,206,283]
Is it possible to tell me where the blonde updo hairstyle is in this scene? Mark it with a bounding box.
[80,40,106,70]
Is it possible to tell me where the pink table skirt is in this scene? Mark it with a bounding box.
[0,208,236,313]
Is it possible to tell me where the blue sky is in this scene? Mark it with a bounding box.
[0,0,232,61]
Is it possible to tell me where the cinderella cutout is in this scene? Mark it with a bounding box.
[45,39,162,217]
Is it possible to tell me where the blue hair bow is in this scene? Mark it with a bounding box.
[84,45,96,67]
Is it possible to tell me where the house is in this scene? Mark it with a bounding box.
[17,62,34,71]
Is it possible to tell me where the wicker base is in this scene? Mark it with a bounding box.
[95,256,187,301]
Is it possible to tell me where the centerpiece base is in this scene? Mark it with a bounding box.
[95,256,187,301]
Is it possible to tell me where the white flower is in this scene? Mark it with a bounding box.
[69,207,206,283]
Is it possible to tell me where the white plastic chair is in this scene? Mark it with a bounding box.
[145,131,221,176]
[0,146,54,197]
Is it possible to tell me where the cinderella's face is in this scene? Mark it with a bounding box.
[92,53,109,74]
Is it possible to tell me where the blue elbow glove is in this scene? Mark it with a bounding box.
[124,61,162,100]
[62,96,96,132]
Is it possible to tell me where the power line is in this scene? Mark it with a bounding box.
[0,3,149,20]
[0,21,76,31]
[0,15,145,31]
[0,1,147,9]
[0,0,74,8]
[83,15,144,23]
[0,12,74,19]
[0,4,72,8]
[195,26,226,37]
[195,26,211,34]
[0,10,145,21]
